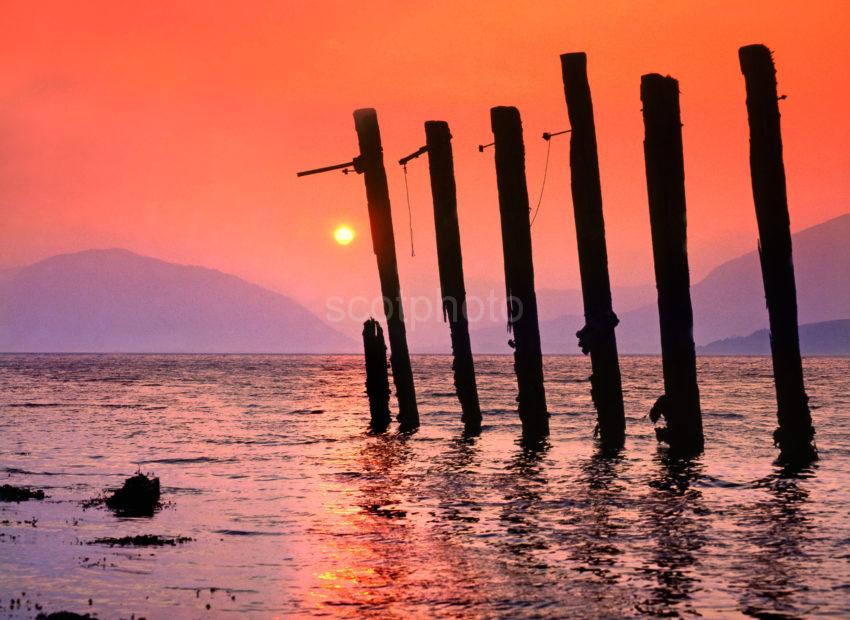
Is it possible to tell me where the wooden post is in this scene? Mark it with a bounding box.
[640,75,704,456]
[739,45,816,463]
[424,120,482,434]
[362,318,391,431]
[490,106,549,438]
[353,108,419,431]
[560,52,626,450]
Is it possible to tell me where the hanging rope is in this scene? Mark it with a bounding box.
[402,164,416,257]
[530,137,552,227]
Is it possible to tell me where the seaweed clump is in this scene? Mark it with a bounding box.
[36,613,92,620]
[101,473,161,517]
[89,534,192,547]
[0,484,46,502]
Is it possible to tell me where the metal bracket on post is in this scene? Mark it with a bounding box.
[398,146,428,167]
[396,146,427,258]
[542,129,571,141]
[296,155,363,177]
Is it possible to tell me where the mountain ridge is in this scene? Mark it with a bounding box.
[697,319,850,356]
[0,248,356,353]
[1,213,847,354]
[470,213,850,353]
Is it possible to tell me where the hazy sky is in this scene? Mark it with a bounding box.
[2,1,848,312]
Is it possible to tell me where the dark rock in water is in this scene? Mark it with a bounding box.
[0,484,45,502]
[104,473,161,516]
[89,534,192,547]
[36,613,92,620]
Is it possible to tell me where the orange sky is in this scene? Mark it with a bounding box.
[1,1,848,314]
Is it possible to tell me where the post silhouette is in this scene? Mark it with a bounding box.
[640,74,704,456]
[560,52,626,451]
[362,318,391,431]
[424,120,482,433]
[353,108,419,431]
[490,106,549,438]
[739,45,816,463]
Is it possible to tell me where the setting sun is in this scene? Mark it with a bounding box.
[333,225,355,246]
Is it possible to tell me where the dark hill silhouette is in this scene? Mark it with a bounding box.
[471,213,850,353]
[698,320,850,356]
[0,249,355,353]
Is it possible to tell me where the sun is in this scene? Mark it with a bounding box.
[333,225,355,246]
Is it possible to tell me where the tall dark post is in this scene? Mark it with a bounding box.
[739,45,816,463]
[424,120,482,434]
[353,108,419,431]
[362,318,391,431]
[560,52,626,451]
[490,106,549,438]
[640,75,704,456]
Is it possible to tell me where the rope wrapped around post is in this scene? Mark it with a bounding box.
[575,311,620,355]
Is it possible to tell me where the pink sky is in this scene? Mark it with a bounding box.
[1,1,848,313]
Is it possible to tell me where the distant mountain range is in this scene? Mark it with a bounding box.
[0,214,847,354]
[0,249,354,353]
[697,320,850,356]
[471,213,850,353]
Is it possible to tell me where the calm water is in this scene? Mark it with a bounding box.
[1,355,848,618]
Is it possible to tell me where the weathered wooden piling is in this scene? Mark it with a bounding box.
[640,75,704,455]
[560,52,626,450]
[353,108,419,431]
[739,45,816,463]
[490,106,549,438]
[424,120,482,433]
[362,318,392,431]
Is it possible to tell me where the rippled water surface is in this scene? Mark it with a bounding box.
[1,355,849,618]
